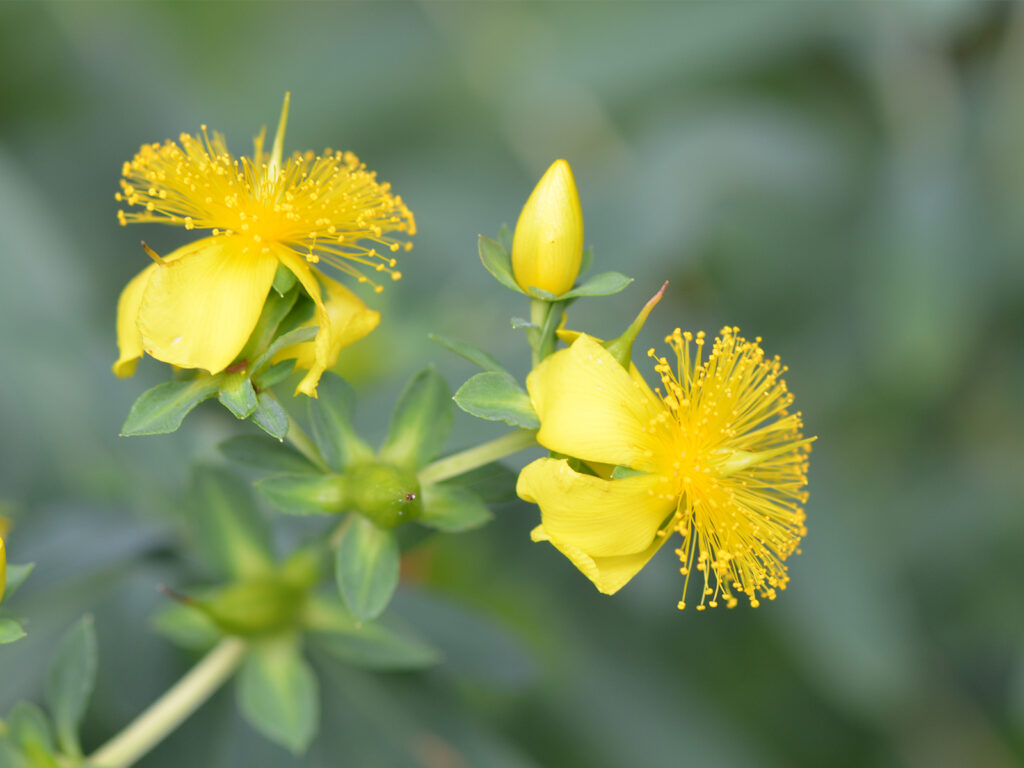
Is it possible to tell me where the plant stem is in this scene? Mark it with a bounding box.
[418,429,538,486]
[87,638,246,768]
[529,299,549,368]
[265,390,330,473]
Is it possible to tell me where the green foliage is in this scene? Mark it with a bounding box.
[334,517,400,621]
[428,333,509,375]
[237,637,319,754]
[249,392,289,440]
[217,373,258,420]
[342,463,422,529]
[559,271,632,299]
[5,703,57,768]
[219,435,317,474]
[379,367,453,471]
[255,473,347,516]
[120,376,221,436]
[453,372,539,429]
[151,603,221,652]
[0,618,25,645]
[2,563,33,602]
[478,234,523,294]
[307,374,374,470]
[44,616,97,758]
[197,578,304,637]
[419,484,493,533]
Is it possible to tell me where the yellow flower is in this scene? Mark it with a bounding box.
[511,159,584,296]
[112,94,415,396]
[517,328,813,609]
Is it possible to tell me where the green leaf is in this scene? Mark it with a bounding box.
[610,465,647,479]
[440,462,519,504]
[0,617,26,644]
[428,333,509,375]
[45,616,97,758]
[420,484,492,533]
[526,286,558,301]
[453,372,539,429]
[335,517,399,621]
[379,367,453,470]
[250,392,289,440]
[4,563,34,601]
[305,596,438,671]
[256,474,346,516]
[218,435,316,475]
[253,359,295,389]
[239,284,299,363]
[249,326,317,378]
[120,376,221,436]
[579,245,594,276]
[218,374,258,420]
[560,271,633,299]
[478,235,523,294]
[510,317,538,329]
[188,465,275,580]
[7,703,57,767]
[307,374,374,471]
[237,637,319,754]
[272,263,298,296]
[151,603,221,651]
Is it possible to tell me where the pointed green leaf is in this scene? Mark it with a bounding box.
[307,374,374,471]
[120,376,221,436]
[478,235,523,294]
[4,563,34,602]
[0,617,26,644]
[305,596,438,671]
[188,465,274,580]
[453,372,539,429]
[253,359,296,389]
[250,392,289,440]
[560,271,633,299]
[379,367,453,470]
[7,702,55,766]
[256,474,346,516]
[239,284,299,363]
[151,603,221,651]
[420,484,492,533]
[218,435,316,475]
[45,616,97,758]
[428,333,509,376]
[218,374,258,420]
[335,517,399,621]
[272,263,298,296]
[237,637,319,754]
[249,326,317,378]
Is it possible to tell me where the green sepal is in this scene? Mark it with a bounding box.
[219,435,317,475]
[237,636,319,755]
[334,516,399,621]
[419,484,492,533]
[250,392,289,440]
[120,375,221,436]
[379,367,453,471]
[218,373,258,420]
[3,563,34,602]
[6,703,57,768]
[151,602,221,651]
[560,271,632,299]
[453,372,539,429]
[428,333,509,376]
[272,263,299,296]
[343,463,422,528]
[478,235,524,294]
[603,281,667,368]
[0,617,26,644]
[196,578,303,637]
[304,595,438,671]
[307,374,374,471]
[45,616,97,759]
[187,465,275,580]
[579,245,594,276]
[255,474,347,516]
[249,326,317,379]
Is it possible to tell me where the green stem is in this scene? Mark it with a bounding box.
[87,638,246,768]
[265,391,330,473]
[418,429,538,486]
[529,298,549,368]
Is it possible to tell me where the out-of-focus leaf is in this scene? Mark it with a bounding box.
[0,618,26,645]
[120,377,220,436]
[3,563,34,602]
[6,702,55,766]
[218,435,317,475]
[478,235,523,294]
[255,474,346,516]
[44,615,97,758]
[237,637,319,754]
[250,392,289,440]
[428,333,509,376]
[453,372,539,429]
[335,516,399,621]
[379,367,453,470]
[440,462,518,504]
[151,602,221,652]
[420,485,493,533]
[307,373,374,471]
[188,465,274,580]
[218,374,258,420]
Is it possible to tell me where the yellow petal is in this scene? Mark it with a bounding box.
[517,458,677,557]
[137,236,278,374]
[113,263,158,377]
[531,524,673,595]
[527,334,675,472]
[273,249,333,397]
[511,159,584,296]
[273,271,380,373]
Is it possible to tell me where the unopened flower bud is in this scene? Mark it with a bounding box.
[511,159,584,297]
[342,463,422,529]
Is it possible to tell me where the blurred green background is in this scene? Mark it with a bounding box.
[2,1,1023,766]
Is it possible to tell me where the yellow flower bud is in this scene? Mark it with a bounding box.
[511,159,584,296]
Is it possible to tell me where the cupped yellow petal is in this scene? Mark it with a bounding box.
[273,271,380,373]
[526,334,675,472]
[137,236,278,374]
[273,249,333,398]
[511,159,584,296]
[531,524,674,595]
[517,458,677,558]
[113,263,158,377]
